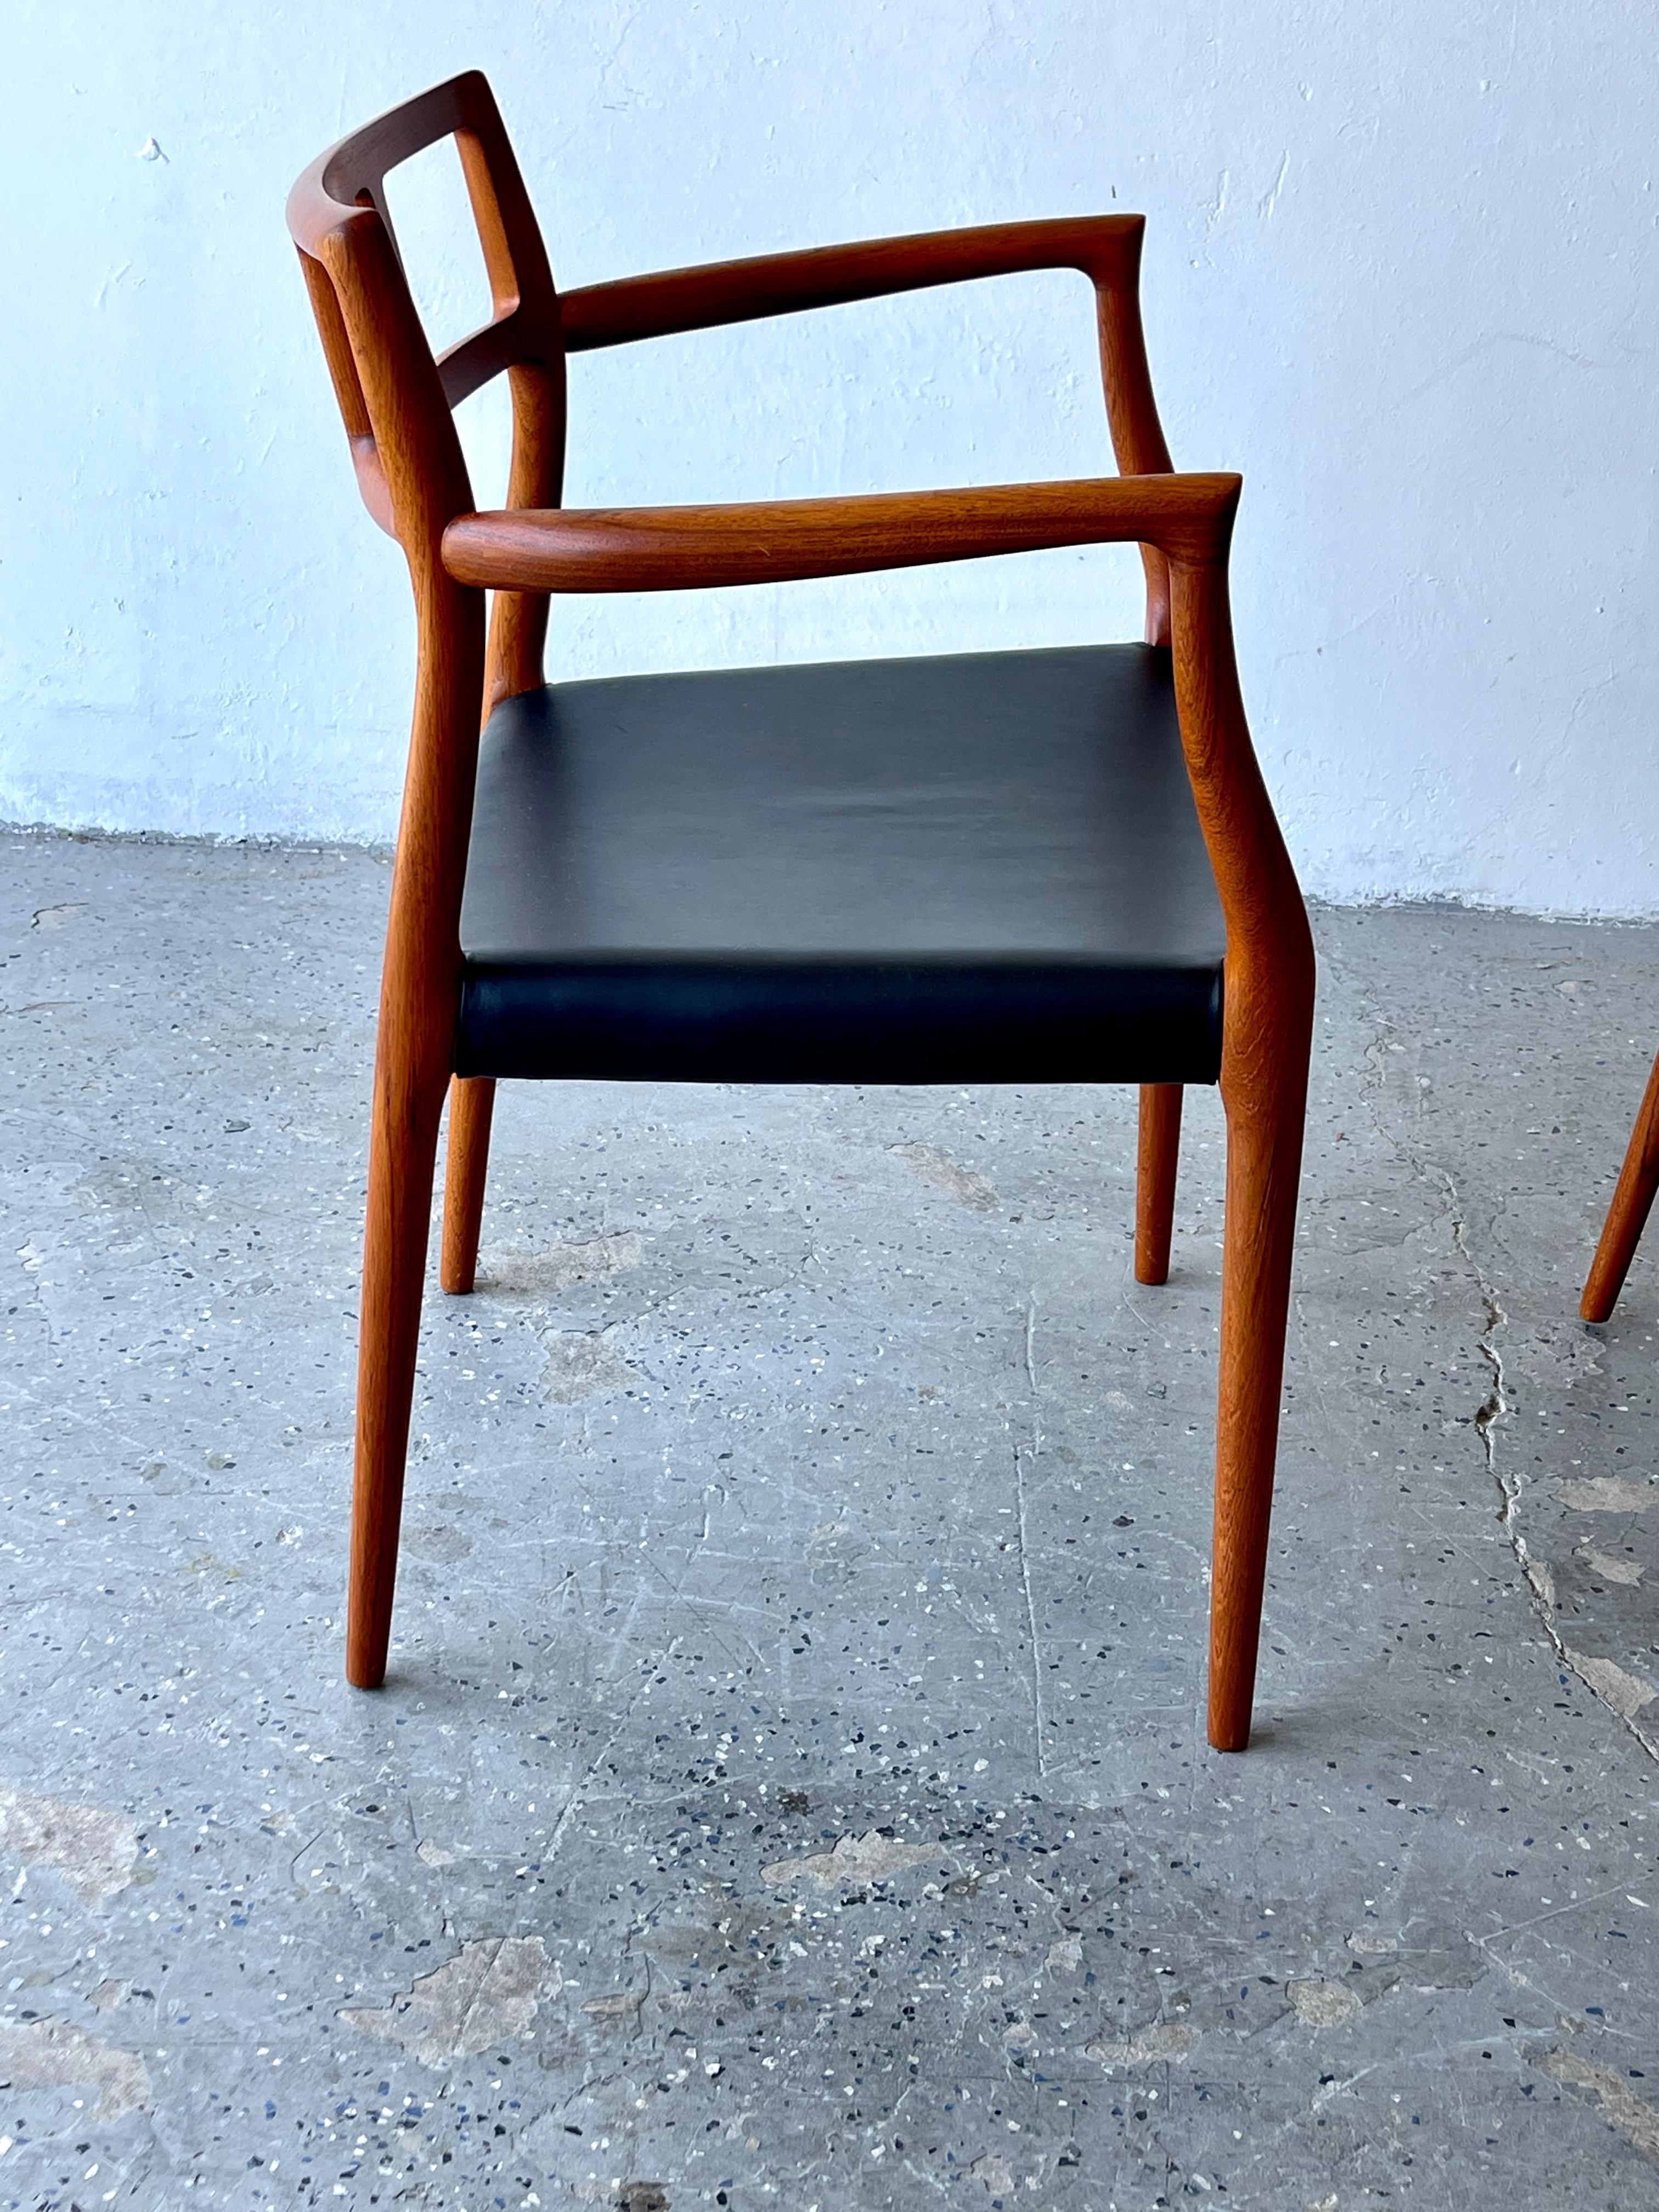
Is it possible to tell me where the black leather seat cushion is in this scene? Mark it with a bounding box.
[455,644,1226,1084]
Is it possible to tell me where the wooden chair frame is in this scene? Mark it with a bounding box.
[287,70,1314,1751]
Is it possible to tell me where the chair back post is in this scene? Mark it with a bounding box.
[482,353,564,713]
[1092,219,1175,647]
[291,197,484,1099]
[449,118,566,713]
[287,74,569,1084]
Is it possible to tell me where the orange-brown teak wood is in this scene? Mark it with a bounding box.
[1582,1047,1659,1324]
[287,71,1315,1752]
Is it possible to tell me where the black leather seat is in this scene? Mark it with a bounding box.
[455,641,1225,1085]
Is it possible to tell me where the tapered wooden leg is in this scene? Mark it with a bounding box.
[1582,1048,1659,1323]
[1135,1083,1182,1285]
[441,1076,496,1295]
[1206,1066,1308,1752]
[348,1047,448,1689]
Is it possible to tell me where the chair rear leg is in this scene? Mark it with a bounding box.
[1135,1083,1183,1285]
[1206,1067,1307,1752]
[441,1076,496,1295]
[348,1047,448,1689]
[1582,1047,1659,1323]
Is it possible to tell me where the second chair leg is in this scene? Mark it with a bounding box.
[1206,1070,1307,1752]
[1135,1083,1183,1284]
[1582,1047,1659,1323]
[441,1076,496,1295]
[348,1058,448,1690]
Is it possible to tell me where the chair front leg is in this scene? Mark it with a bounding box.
[441,1075,496,1294]
[1206,1024,1310,1752]
[348,1029,450,1688]
[1581,1047,1659,1323]
[1135,1082,1182,1284]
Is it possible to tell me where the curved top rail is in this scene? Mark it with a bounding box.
[286,71,493,256]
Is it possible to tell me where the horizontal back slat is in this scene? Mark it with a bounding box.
[437,311,530,409]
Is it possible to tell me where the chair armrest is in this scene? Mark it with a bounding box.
[556,217,1144,351]
[441,473,1239,594]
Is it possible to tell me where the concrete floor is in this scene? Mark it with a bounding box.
[4,830,1659,2210]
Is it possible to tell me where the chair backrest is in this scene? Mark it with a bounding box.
[287,71,563,699]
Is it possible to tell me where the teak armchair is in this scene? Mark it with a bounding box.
[287,72,1314,1752]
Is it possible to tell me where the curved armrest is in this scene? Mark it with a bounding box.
[442,473,1239,594]
[556,217,1144,351]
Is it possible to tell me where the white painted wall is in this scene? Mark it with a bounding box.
[4,2,1655,912]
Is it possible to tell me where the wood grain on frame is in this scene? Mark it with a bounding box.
[287,71,1313,1748]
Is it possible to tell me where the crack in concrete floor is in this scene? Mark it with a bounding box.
[1341,913,1659,1774]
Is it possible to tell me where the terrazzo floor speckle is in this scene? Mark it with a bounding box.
[4,832,1659,2208]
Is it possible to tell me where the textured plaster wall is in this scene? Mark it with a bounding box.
[3,2,1655,911]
